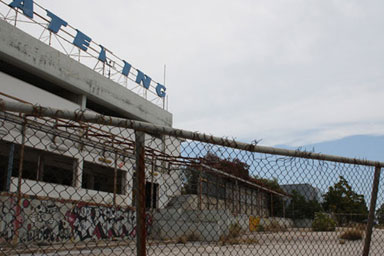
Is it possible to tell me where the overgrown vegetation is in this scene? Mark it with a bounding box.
[340,229,363,241]
[263,219,287,232]
[176,232,200,244]
[219,222,244,245]
[257,224,265,232]
[286,190,322,220]
[312,212,336,231]
[376,203,384,225]
[227,223,243,238]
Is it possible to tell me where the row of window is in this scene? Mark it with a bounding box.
[0,141,123,194]
[0,141,160,209]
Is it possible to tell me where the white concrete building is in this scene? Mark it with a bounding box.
[0,3,181,228]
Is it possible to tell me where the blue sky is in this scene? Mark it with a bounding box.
[278,134,384,162]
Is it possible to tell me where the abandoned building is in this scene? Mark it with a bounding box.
[1,2,289,245]
[0,3,181,243]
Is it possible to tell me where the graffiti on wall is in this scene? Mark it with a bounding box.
[0,196,142,243]
[0,197,17,241]
[66,204,136,241]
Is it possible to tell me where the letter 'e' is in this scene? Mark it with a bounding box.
[73,30,92,51]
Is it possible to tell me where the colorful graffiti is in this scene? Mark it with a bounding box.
[0,196,142,244]
[0,197,17,241]
[65,204,136,241]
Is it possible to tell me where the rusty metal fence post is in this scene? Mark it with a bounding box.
[12,117,27,246]
[362,166,381,256]
[135,131,147,256]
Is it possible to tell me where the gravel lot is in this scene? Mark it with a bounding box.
[6,229,384,256]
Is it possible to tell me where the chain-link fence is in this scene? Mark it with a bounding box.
[0,99,383,256]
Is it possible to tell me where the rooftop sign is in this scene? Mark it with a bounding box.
[4,0,167,106]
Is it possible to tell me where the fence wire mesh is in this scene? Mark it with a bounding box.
[0,103,383,256]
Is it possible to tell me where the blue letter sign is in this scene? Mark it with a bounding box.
[122,61,132,77]
[8,0,167,99]
[73,30,92,51]
[135,70,152,89]
[156,84,166,98]
[46,10,67,33]
[98,45,106,62]
[9,0,34,18]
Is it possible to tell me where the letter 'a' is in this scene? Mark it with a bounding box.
[9,0,34,19]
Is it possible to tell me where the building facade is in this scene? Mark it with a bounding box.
[0,3,180,244]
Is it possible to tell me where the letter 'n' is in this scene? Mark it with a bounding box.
[135,70,151,89]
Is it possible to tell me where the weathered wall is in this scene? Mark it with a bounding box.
[151,208,294,242]
[0,194,137,244]
[166,194,269,217]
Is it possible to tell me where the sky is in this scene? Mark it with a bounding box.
[22,0,384,147]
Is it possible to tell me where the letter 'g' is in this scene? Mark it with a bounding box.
[9,0,34,18]
[156,83,166,98]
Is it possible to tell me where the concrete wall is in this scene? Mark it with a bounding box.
[151,208,234,242]
[166,193,269,217]
[153,194,294,242]
[151,207,294,242]
[0,195,136,244]
[0,72,87,111]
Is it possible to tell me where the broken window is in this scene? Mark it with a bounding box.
[82,161,123,194]
[2,141,75,187]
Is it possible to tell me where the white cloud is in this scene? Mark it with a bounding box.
[37,0,384,146]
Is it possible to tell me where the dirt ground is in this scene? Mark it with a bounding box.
[3,229,384,256]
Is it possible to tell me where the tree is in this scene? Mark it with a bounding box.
[322,176,368,224]
[181,152,251,195]
[286,190,322,219]
[376,203,384,225]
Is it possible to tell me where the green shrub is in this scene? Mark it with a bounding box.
[186,232,200,242]
[340,229,363,241]
[227,222,242,239]
[219,222,243,245]
[264,219,287,232]
[257,224,265,232]
[177,232,200,243]
[312,212,336,231]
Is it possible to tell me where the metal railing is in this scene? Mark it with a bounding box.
[0,99,383,256]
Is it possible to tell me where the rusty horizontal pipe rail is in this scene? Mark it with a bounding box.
[201,163,289,198]
[1,99,383,168]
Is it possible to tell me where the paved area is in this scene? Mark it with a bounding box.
[2,229,384,256]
